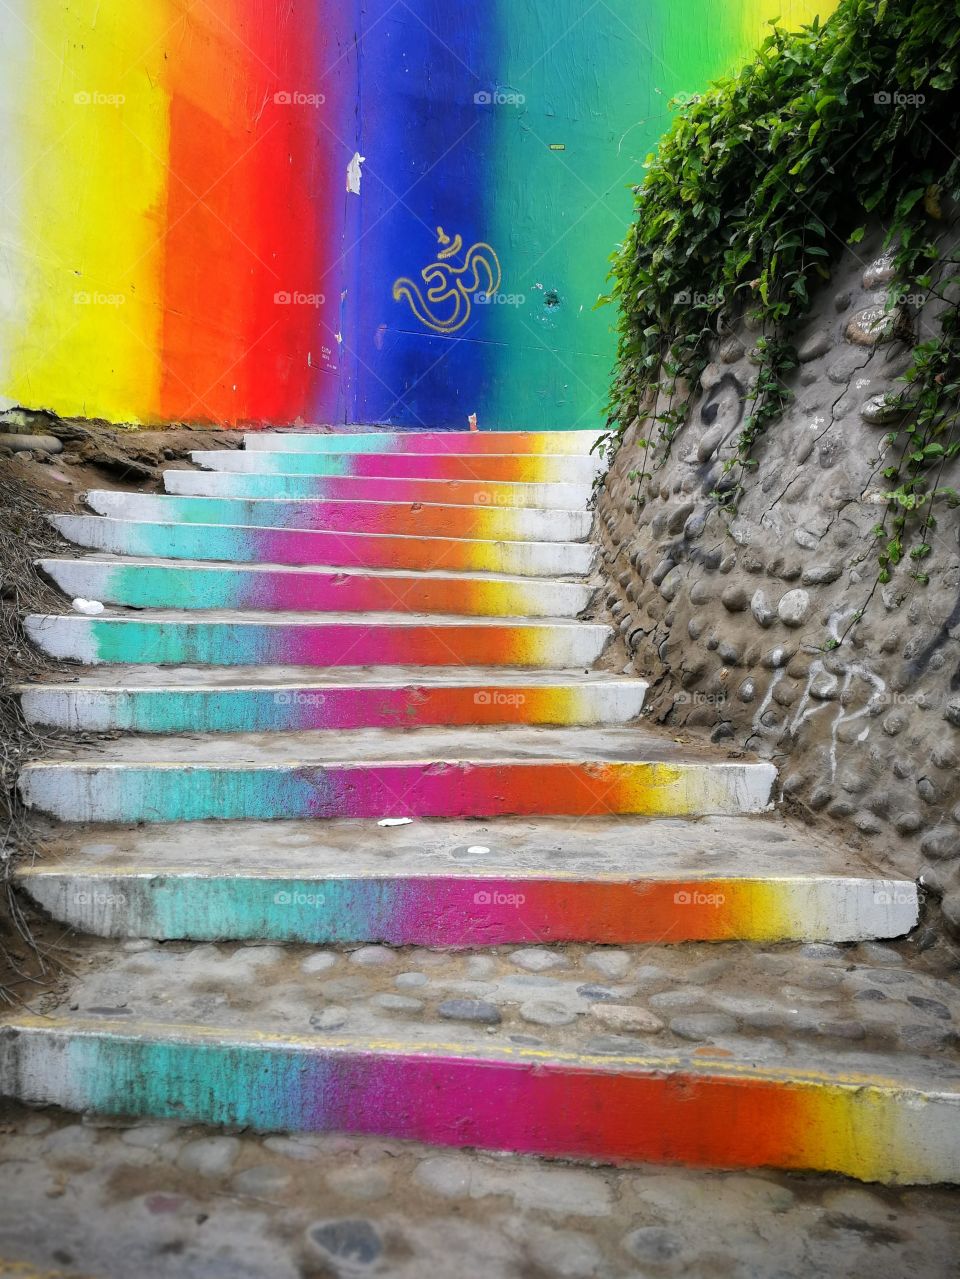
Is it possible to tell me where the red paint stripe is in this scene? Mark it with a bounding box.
[158,1,342,424]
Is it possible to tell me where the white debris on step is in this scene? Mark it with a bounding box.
[71,598,104,615]
[378,817,413,827]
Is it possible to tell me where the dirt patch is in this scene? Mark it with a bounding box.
[0,411,243,1003]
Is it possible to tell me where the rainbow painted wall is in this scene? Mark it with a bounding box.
[0,1,832,429]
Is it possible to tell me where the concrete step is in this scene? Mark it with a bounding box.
[163,469,593,510]
[86,490,593,542]
[17,670,646,732]
[243,429,603,455]
[38,559,595,619]
[3,1010,957,1182]
[190,451,604,484]
[49,515,595,577]
[24,613,612,668]
[19,814,917,943]
[18,725,776,822]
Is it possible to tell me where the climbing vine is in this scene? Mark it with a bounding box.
[599,0,960,577]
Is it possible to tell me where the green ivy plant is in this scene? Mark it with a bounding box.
[597,0,960,579]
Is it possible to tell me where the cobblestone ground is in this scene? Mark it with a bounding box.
[28,933,960,1060]
[2,932,960,1277]
[3,1100,960,1279]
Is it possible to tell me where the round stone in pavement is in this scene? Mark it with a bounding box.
[325,1165,393,1201]
[670,1013,737,1041]
[589,1003,664,1034]
[232,1165,293,1196]
[509,947,568,972]
[301,952,338,975]
[395,971,428,988]
[585,949,631,979]
[438,998,501,1025]
[623,1226,685,1265]
[856,942,903,966]
[350,945,395,967]
[309,1007,350,1031]
[306,1219,383,1268]
[801,943,846,960]
[372,993,424,1013]
[519,1000,577,1027]
[176,1136,242,1177]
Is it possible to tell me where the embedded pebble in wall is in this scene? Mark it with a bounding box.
[777,590,811,627]
[863,250,898,290]
[797,331,832,363]
[697,426,726,462]
[659,568,683,601]
[721,584,748,612]
[827,349,871,384]
[751,590,776,627]
[802,563,843,586]
[861,392,906,425]
[845,306,895,346]
[718,335,745,362]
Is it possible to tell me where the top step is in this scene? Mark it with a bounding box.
[243,431,604,455]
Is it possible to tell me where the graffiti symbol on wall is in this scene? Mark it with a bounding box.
[392,227,501,335]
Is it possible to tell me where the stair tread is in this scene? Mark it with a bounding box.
[242,429,603,454]
[8,963,959,1088]
[39,554,594,588]
[16,666,640,689]
[25,724,756,765]
[26,609,606,627]
[89,489,593,518]
[163,470,594,509]
[51,518,590,555]
[21,813,893,878]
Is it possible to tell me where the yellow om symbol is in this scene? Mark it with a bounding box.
[392,227,502,335]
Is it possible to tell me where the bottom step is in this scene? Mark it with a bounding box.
[3,1017,958,1184]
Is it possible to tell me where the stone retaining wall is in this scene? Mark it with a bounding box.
[596,230,960,906]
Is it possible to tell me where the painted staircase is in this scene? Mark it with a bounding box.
[3,427,958,1185]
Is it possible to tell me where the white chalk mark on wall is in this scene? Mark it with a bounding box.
[346,153,365,194]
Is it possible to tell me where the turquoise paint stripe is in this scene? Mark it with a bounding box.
[67,1032,336,1132]
[138,876,398,942]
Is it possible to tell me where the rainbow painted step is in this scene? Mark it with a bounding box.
[3,1017,958,1183]
[191,451,604,484]
[164,470,593,511]
[243,430,602,455]
[18,824,916,941]
[86,491,592,542]
[39,560,594,619]
[19,735,776,821]
[49,515,595,576]
[17,674,647,733]
[24,615,612,668]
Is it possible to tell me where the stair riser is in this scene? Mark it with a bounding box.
[19,761,776,823]
[20,873,918,944]
[19,683,646,733]
[191,451,603,483]
[4,1020,957,1183]
[164,471,593,510]
[25,617,611,668]
[87,492,592,542]
[50,516,595,577]
[39,561,592,619]
[243,430,602,455]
